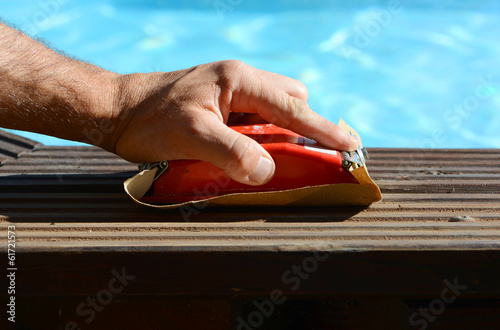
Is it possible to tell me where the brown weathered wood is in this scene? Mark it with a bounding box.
[1,134,500,328]
[0,129,42,165]
[13,251,500,297]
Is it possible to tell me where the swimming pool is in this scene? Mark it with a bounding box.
[2,0,500,148]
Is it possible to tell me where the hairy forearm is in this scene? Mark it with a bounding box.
[0,22,119,149]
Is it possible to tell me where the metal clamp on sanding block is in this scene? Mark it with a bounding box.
[341,147,369,170]
[139,161,169,181]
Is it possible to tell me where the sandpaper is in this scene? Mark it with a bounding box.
[124,119,382,208]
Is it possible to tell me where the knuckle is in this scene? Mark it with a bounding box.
[221,59,247,71]
[281,97,315,131]
[289,97,307,119]
[295,80,309,100]
[213,60,249,90]
[265,94,295,129]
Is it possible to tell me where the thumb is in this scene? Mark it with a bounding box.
[187,114,275,186]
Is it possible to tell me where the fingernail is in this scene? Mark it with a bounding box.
[249,156,274,184]
[348,135,359,148]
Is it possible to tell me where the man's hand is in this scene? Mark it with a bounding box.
[111,61,359,185]
[0,22,358,185]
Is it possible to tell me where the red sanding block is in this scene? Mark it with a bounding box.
[140,123,369,204]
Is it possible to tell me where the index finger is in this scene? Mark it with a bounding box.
[232,72,359,151]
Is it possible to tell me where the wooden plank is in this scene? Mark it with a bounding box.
[0,192,498,202]
[4,219,500,252]
[6,221,500,229]
[0,129,43,150]
[0,129,42,165]
[12,251,500,298]
[1,201,499,211]
[1,143,500,293]
[1,211,499,223]
[368,148,500,154]
[16,297,230,330]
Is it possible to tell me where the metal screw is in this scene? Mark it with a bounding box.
[342,160,352,168]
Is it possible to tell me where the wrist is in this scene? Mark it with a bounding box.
[104,71,177,157]
[79,69,123,152]
[98,69,190,160]
[95,72,147,155]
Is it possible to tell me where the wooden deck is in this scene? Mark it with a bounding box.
[1,129,500,329]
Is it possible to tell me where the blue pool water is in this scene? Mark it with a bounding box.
[2,0,500,148]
